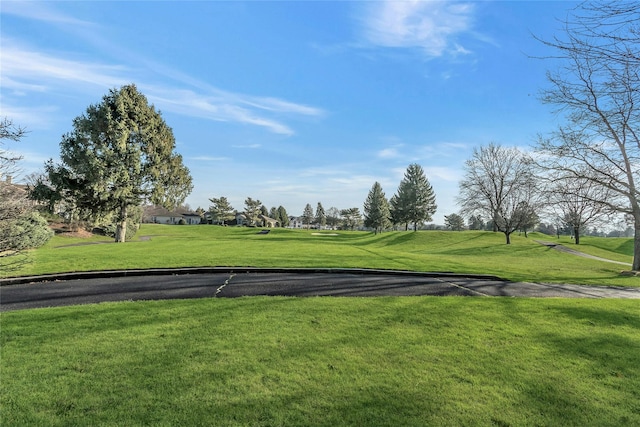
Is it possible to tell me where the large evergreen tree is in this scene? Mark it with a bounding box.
[243,197,262,226]
[391,164,437,231]
[363,182,391,234]
[315,202,326,228]
[302,203,314,229]
[269,207,278,221]
[43,85,192,242]
[276,205,289,227]
[208,196,235,225]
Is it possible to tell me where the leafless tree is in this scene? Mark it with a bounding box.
[535,1,640,270]
[0,118,25,180]
[545,174,611,245]
[457,144,541,244]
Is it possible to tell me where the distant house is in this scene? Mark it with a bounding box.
[231,213,279,227]
[142,206,202,225]
[288,216,304,229]
[0,175,39,208]
[258,214,278,228]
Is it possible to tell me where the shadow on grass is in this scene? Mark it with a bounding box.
[484,298,640,425]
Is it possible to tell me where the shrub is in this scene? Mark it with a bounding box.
[0,211,54,250]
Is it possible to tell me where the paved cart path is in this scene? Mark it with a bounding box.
[535,240,633,266]
[2,270,639,312]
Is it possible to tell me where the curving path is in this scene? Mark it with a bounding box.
[535,240,633,266]
[1,269,639,312]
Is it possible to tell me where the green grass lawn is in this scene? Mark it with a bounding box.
[2,226,638,425]
[2,297,639,426]
[6,225,637,287]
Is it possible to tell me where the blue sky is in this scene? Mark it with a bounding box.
[1,1,574,223]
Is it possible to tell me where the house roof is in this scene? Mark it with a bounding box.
[143,205,200,218]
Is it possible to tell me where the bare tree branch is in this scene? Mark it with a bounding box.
[534,0,640,270]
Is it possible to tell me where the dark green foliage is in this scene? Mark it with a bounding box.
[391,164,437,231]
[208,196,235,225]
[444,213,465,231]
[302,203,314,228]
[243,197,262,226]
[339,207,362,230]
[315,202,326,227]
[1,211,53,250]
[43,84,193,242]
[364,182,391,234]
[276,206,290,227]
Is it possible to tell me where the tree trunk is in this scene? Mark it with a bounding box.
[634,214,640,272]
[115,205,127,243]
[505,231,511,245]
[573,225,580,245]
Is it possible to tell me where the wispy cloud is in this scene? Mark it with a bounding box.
[424,166,462,182]
[1,42,129,90]
[232,143,262,149]
[189,156,229,162]
[1,4,325,136]
[0,104,59,129]
[377,146,403,159]
[1,1,95,27]
[359,0,476,58]
[146,88,301,136]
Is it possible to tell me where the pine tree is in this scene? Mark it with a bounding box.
[363,182,390,234]
[444,213,465,231]
[243,197,262,226]
[43,84,192,242]
[392,164,437,231]
[339,207,362,230]
[276,205,290,227]
[315,202,326,228]
[208,196,234,225]
[302,203,314,229]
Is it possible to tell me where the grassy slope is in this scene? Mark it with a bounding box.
[2,297,639,426]
[9,225,637,286]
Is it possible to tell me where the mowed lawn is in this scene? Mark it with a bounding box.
[2,226,639,425]
[9,224,637,287]
[2,297,639,426]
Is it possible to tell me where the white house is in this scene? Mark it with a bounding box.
[142,206,202,225]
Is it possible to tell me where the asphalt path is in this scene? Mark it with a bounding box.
[2,269,639,312]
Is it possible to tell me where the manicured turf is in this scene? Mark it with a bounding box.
[6,225,637,287]
[2,226,638,425]
[2,297,639,426]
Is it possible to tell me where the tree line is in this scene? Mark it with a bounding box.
[207,163,438,233]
